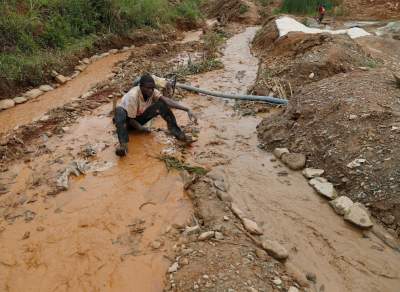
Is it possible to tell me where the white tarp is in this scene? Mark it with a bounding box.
[276,16,371,39]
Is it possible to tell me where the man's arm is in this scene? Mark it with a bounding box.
[160,96,197,123]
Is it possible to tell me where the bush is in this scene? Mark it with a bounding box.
[0,0,203,93]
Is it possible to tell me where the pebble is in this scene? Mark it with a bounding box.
[180,257,189,265]
[184,225,200,235]
[347,158,366,169]
[151,240,162,249]
[329,196,354,215]
[349,114,358,120]
[273,147,289,159]
[24,88,43,99]
[288,286,299,292]
[344,203,373,228]
[309,177,337,199]
[272,277,282,285]
[261,239,289,260]
[302,168,324,179]
[168,262,179,273]
[223,216,229,221]
[198,231,215,241]
[39,85,54,92]
[0,99,16,110]
[109,49,119,54]
[55,75,68,84]
[81,58,90,64]
[242,218,263,235]
[281,153,306,170]
[231,203,245,219]
[75,64,87,72]
[309,72,315,79]
[306,272,317,283]
[215,231,224,240]
[13,96,28,104]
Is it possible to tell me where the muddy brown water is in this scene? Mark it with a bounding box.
[1,26,400,292]
[0,52,130,136]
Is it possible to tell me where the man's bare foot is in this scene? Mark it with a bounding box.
[115,143,128,157]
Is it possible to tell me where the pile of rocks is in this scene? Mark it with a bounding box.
[274,147,374,229]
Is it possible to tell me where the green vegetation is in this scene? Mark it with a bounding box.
[258,0,273,7]
[238,4,249,14]
[158,155,207,175]
[279,0,341,14]
[0,0,203,91]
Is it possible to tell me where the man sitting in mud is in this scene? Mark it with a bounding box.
[114,73,196,156]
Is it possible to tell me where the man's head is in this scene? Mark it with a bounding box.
[139,73,156,100]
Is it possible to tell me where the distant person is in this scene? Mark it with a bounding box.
[114,73,196,157]
[317,4,326,23]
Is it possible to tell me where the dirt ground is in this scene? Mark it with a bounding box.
[253,16,400,234]
[1,2,400,292]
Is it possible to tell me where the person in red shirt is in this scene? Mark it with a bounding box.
[317,4,326,24]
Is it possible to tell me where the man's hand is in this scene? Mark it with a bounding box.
[187,110,198,124]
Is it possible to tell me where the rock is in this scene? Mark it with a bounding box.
[75,64,87,72]
[55,75,68,84]
[180,257,189,265]
[223,216,229,221]
[273,147,289,158]
[90,55,101,62]
[184,225,200,235]
[344,203,373,228]
[261,239,289,260]
[231,203,245,219]
[71,71,80,79]
[214,232,224,240]
[168,262,179,273]
[281,153,306,170]
[51,70,59,77]
[349,114,358,120]
[217,190,232,202]
[272,277,282,285]
[394,72,400,88]
[151,240,162,249]
[13,96,28,104]
[180,170,193,190]
[288,287,299,292]
[309,177,337,199]
[39,85,54,92]
[100,52,110,58]
[0,99,15,110]
[309,72,315,79]
[24,88,43,99]
[381,214,395,225]
[40,115,50,121]
[198,231,215,241]
[109,49,118,54]
[302,168,324,179]
[122,46,130,51]
[242,218,263,235]
[82,58,90,64]
[347,158,366,169]
[306,272,317,283]
[329,196,354,215]
[81,91,94,99]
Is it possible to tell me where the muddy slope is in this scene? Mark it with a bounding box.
[254,17,400,234]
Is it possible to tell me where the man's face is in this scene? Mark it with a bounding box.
[140,83,155,99]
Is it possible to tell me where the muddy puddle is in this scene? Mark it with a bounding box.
[0,103,192,291]
[0,52,129,135]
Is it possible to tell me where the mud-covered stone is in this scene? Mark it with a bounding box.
[273,147,289,159]
[330,196,353,215]
[262,239,288,260]
[55,75,68,84]
[13,96,28,104]
[198,231,215,241]
[344,203,373,228]
[242,218,263,235]
[39,85,54,92]
[302,168,324,179]
[24,89,43,99]
[281,153,306,170]
[0,99,15,110]
[309,177,337,199]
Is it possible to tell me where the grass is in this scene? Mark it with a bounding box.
[0,0,203,93]
[158,154,208,175]
[239,4,249,14]
[279,0,341,14]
